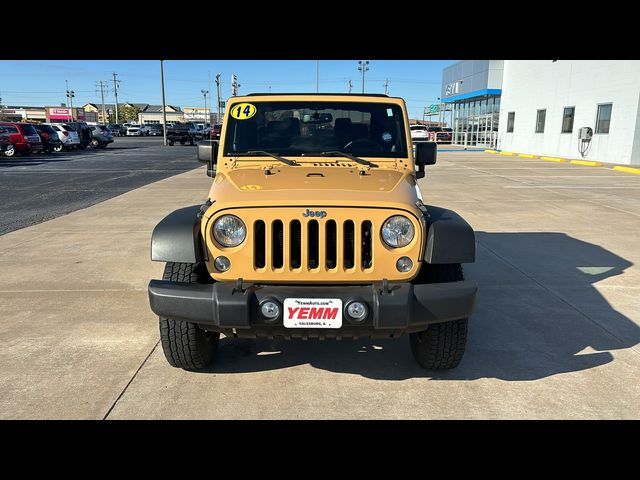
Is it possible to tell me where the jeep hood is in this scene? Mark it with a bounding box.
[207,166,420,212]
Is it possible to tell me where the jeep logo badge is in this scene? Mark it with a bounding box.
[302,209,327,219]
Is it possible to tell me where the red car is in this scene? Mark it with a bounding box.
[209,123,222,140]
[0,122,43,156]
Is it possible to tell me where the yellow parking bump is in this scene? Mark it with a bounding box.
[484,149,499,154]
[540,156,566,162]
[518,153,537,158]
[499,151,515,156]
[570,160,603,167]
[613,166,640,175]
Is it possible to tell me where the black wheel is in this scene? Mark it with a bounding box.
[53,144,63,152]
[4,144,15,157]
[159,262,219,370]
[410,264,468,370]
[90,139,99,148]
[169,141,174,146]
[180,140,185,145]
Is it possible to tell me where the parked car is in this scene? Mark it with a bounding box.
[410,125,429,140]
[46,123,81,150]
[89,125,114,148]
[33,124,63,153]
[426,126,452,143]
[0,122,43,156]
[205,123,222,140]
[0,126,13,156]
[166,123,197,145]
[60,121,92,149]
[126,124,147,136]
[144,124,164,136]
[107,124,126,136]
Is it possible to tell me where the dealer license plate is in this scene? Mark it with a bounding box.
[283,298,343,329]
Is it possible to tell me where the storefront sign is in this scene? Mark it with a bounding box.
[445,82,461,96]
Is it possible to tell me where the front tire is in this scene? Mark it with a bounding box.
[159,262,219,370]
[410,263,468,370]
[4,145,15,157]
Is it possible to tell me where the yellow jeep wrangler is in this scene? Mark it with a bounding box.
[148,93,477,370]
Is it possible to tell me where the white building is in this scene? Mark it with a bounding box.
[497,60,640,166]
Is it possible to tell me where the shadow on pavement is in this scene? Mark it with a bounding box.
[199,232,638,381]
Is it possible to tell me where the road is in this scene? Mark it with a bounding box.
[0,137,199,235]
[0,149,639,419]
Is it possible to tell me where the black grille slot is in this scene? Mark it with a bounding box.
[343,220,355,269]
[361,221,372,269]
[325,220,337,269]
[308,220,319,269]
[272,220,283,268]
[254,220,265,268]
[290,220,301,269]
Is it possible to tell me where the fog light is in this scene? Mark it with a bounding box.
[396,256,413,272]
[346,301,368,321]
[260,300,281,320]
[214,256,231,272]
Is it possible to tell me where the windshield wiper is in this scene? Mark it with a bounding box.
[242,150,298,166]
[320,151,377,167]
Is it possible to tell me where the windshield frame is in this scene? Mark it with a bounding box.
[222,99,409,160]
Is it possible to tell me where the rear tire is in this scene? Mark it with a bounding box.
[4,145,15,157]
[159,262,219,370]
[410,263,468,370]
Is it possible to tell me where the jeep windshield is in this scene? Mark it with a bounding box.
[223,101,408,158]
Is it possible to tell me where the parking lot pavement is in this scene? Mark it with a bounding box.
[1,151,639,419]
[0,137,199,235]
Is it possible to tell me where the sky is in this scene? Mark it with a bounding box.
[0,60,456,119]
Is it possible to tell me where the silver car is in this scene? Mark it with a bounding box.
[126,124,146,136]
[46,123,81,150]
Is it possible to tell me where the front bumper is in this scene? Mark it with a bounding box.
[148,280,477,338]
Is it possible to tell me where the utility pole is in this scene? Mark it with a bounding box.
[201,89,209,125]
[383,79,389,95]
[160,61,168,146]
[215,73,222,123]
[316,60,319,93]
[112,72,119,123]
[358,60,369,94]
[347,79,352,93]
[97,80,107,124]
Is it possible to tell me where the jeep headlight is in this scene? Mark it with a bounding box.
[381,215,414,248]
[213,215,246,247]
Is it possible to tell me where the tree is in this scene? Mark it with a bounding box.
[117,104,141,123]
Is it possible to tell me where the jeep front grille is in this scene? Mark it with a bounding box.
[253,218,374,272]
[206,207,422,283]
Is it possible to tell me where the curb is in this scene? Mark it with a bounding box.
[570,160,602,167]
[540,156,566,163]
[518,153,537,158]
[484,149,499,154]
[499,151,515,156]
[613,166,640,175]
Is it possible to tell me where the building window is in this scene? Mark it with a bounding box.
[535,109,546,133]
[595,103,612,134]
[561,107,575,133]
[507,112,515,132]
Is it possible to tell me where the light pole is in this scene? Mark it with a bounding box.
[201,89,209,126]
[160,60,168,146]
[358,60,369,94]
[215,73,222,123]
[65,80,75,121]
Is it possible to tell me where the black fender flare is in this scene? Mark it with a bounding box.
[151,205,204,264]
[424,206,476,264]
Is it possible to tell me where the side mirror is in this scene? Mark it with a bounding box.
[414,141,437,179]
[197,140,218,177]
